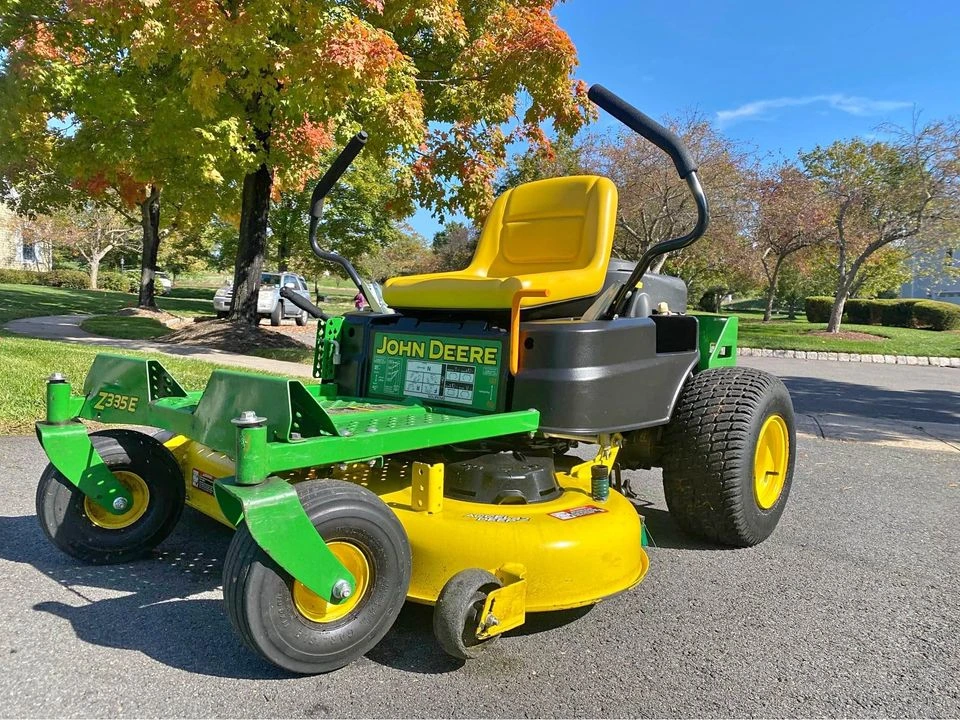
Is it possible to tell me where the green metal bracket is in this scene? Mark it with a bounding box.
[697,315,739,371]
[315,316,344,380]
[34,421,133,513]
[214,477,354,602]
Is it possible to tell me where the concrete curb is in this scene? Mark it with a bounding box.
[740,347,959,368]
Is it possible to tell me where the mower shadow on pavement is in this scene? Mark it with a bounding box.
[780,375,960,426]
[0,510,289,680]
[632,505,728,552]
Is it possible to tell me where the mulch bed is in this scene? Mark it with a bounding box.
[158,318,311,353]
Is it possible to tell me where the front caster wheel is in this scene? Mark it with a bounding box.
[222,479,411,675]
[433,568,503,660]
[36,429,185,564]
[661,366,796,547]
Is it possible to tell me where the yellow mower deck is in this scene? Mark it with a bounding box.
[166,436,648,612]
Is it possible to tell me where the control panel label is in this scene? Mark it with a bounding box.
[368,332,503,411]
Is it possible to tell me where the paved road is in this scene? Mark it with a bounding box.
[1,433,957,718]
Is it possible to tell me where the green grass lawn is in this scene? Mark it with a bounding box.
[0,283,210,324]
[80,315,171,340]
[735,316,960,357]
[0,335,245,435]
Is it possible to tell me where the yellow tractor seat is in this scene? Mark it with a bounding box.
[383,175,618,312]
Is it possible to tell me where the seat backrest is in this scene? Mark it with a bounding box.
[467,175,618,280]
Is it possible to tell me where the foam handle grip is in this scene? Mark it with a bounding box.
[588,85,698,179]
[310,131,369,217]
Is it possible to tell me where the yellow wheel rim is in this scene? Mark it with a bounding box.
[753,414,789,510]
[292,541,370,624]
[83,470,150,530]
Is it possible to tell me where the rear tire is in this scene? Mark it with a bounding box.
[223,479,411,674]
[36,429,185,564]
[216,311,227,319]
[661,367,796,547]
[270,302,282,326]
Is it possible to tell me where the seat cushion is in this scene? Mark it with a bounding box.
[383,175,618,311]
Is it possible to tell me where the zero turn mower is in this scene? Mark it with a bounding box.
[34,85,795,674]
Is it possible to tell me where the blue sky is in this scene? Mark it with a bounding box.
[409,0,960,238]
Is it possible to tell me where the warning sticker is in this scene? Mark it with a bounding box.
[191,468,216,495]
[549,505,607,521]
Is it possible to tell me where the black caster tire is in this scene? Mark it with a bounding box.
[433,568,503,660]
[223,479,411,675]
[36,429,185,564]
[216,311,227,319]
[295,309,308,326]
[661,366,796,547]
[270,302,282,326]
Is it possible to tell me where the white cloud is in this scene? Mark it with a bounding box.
[716,94,912,127]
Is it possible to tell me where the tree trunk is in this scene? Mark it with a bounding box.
[138,185,161,309]
[88,247,112,290]
[229,163,274,325]
[762,255,785,323]
[277,233,289,272]
[826,288,849,333]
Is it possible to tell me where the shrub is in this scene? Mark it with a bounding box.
[912,300,960,331]
[42,269,91,289]
[879,300,920,328]
[804,296,833,323]
[98,271,136,293]
[0,269,44,285]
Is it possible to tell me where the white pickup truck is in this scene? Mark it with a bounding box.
[213,271,312,326]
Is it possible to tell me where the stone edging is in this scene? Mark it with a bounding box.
[739,347,960,367]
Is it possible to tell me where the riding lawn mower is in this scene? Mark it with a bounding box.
[34,85,796,674]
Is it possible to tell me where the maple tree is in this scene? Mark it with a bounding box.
[36,0,589,323]
[0,9,233,308]
[802,122,960,333]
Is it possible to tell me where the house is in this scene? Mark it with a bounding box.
[0,204,53,271]
[900,245,960,306]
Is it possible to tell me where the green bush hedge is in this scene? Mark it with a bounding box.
[43,269,91,289]
[913,300,960,331]
[805,296,960,331]
[0,268,44,285]
[804,297,833,323]
[98,271,137,293]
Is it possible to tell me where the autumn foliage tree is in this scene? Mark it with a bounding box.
[0,11,233,308]
[753,164,833,321]
[52,1,589,323]
[802,122,960,333]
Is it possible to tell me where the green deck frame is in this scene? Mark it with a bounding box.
[35,353,540,601]
[697,315,738,371]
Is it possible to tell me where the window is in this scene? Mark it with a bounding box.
[21,242,36,263]
[261,273,281,286]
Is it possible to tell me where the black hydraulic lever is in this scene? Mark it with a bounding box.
[588,84,710,318]
[588,84,697,180]
[306,131,386,312]
[310,131,369,219]
[280,287,329,321]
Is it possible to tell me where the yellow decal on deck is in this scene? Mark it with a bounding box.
[92,391,140,413]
